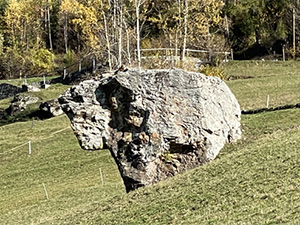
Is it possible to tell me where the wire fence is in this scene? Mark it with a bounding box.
[0,126,71,156]
[9,55,98,82]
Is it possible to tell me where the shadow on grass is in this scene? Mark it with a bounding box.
[0,106,54,127]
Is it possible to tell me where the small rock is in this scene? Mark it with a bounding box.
[22,84,41,92]
[0,83,24,100]
[39,99,63,118]
[6,94,39,115]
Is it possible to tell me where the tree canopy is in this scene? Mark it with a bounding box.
[0,0,299,77]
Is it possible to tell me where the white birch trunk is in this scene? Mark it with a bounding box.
[123,19,131,65]
[135,0,141,70]
[103,11,112,71]
[182,0,188,61]
[118,0,123,67]
[47,1,53,51]
[64,15,68,53]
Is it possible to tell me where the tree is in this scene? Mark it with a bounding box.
[225,0,294,57]
[147,0,224,62]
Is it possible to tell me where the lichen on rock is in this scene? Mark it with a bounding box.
[59,68,242,192]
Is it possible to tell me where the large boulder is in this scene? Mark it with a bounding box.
[0,83,24,100]
[59,68,241,192]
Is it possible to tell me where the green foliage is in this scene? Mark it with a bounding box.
[30,48,56,72]
[199,64,226,80]
[225,0,291,54]
[0,46,25,78]
[63,49,75,66]
[161,151,176,163]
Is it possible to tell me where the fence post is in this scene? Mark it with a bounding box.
[24,76,27,85]
[78,60,82,72]
[43,74,46,85]
[231,48,234,61]
[266,95,270,108]
[208,49,212,62]
[63,67,67,79]
[99,168,104,185]
[28,141,31,155]
[92,57,96,71]
[42,183,49,200]
[282,45,286,61]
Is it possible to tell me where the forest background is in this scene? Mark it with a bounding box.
[0,0,299,78]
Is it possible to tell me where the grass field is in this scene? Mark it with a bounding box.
[1,61,300,224]
[225,61,300,110]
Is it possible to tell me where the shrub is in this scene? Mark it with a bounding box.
[199,64,226,80]
[64,49,75,66]
[30,48,56,72]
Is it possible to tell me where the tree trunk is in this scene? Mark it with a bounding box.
[47,0,53,51]
[64,15,68,53]
[136,0,141,70]
[175,0,182,64]
[175,31,178,64]
[103,10,112,71]
[182,0,188,61]
[123,18,131,66]
[293,7,296,59]
[118,0,123,67]
[77,32,81,53]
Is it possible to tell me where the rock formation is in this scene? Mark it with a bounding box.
[59,68,241,192]
[22,84,41,92]
[6,94,39,115]
[0,83,24,100]
[39,99,64,118]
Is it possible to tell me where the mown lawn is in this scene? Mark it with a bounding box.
[225,61,300,110]
[91,118,300,225]
[0,115,124,224]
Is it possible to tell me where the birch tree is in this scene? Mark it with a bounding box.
[135,0,142,70]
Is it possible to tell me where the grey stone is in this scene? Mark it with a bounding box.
[6,94,39,115]
[59,68,241,192]
[39,99,63,117]
[0,83,24,100]
[22,84,41,92]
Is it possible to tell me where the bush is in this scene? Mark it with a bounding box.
[30,48,56,72]
[199,64,226,80]
[64,49,75,67]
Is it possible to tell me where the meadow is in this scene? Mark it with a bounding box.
[1,60,300,224]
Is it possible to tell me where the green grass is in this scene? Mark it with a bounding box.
[0,115,124,224]
[0,78,68,109]
[0,76,58,87]
[224,60,300,78]
[225,61,300,110]
[1,61,300,224]
[3,108,294,225]
[94,126,300,224]
[0,81,70,125]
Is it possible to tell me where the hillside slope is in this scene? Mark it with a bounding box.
[54,109,300,224]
